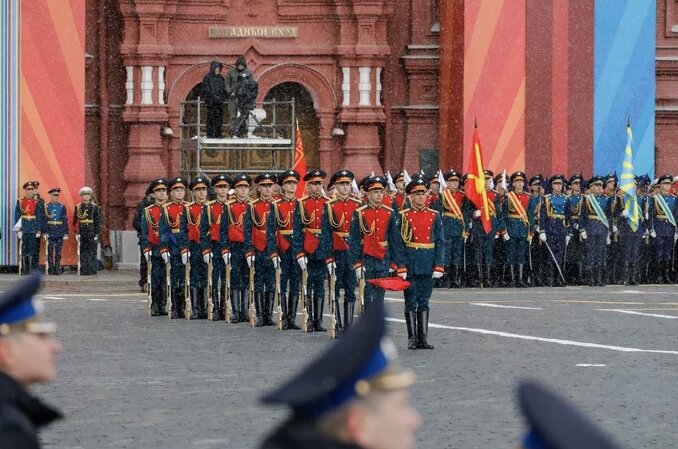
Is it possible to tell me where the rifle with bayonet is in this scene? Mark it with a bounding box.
[184,257,191,320]
[248,263,256,327]
[207,256,214,321]
[166,258,172,319]
[358,270,365,315]
[275,265,282,330]
[146,256,152,317]
[328,269,336,339]
[44,237,49,277]
[17,234,22,275]
[225,258,232,323]
[300,268,308,332]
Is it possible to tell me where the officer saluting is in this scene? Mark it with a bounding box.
[259,301,421,449]
[14,181,45,275]
[44,188,68,275]
[399,176,444,350]
[73,187,103,276]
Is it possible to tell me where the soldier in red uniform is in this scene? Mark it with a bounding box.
[245,173,277,326]
[14,181,45,274]
[223,174,252,322]
[392,171,408,210]
[140,179,169,316]
[504,171,533,287]
[159,177,189,319]
[270,170,301,329]
[201,174,232,321]
[325,170,362,331]
[293,170,333,332]
[182,176,210,319]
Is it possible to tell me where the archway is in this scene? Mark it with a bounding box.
[264,82,320,169]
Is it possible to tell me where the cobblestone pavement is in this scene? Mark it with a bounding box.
[14,274,676,449]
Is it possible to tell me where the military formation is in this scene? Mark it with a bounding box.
[13,182,103,276]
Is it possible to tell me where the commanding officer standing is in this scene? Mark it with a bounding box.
[294,170,332,332]
[141,179,169,316]
[223,174,252,322]
[579,176,612,286]
[399,177,444,350]
[540,175,569,286]
[270,170,302,330]
[44,188,68,275]
[348,176,404,311]
[73,187,103,276]
[245,173,277,327]
[182,176,210,319]
[0,274,63,447]
[159,177,188,319]
[504,172,531,287]
[14,181,45,275]
[439,170,471,288]
[201,174,232,321]
[647,174,678,284]
[326,170,362,331]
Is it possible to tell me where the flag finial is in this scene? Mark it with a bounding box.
[474,117,478,129]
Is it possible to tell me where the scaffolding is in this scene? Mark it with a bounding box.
[179,99,296,179]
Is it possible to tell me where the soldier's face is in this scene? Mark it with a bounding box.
[308,181,323,196]
[430,182,440,194]
[552,182,563,194]
[571,182,581,194]
[411,191,426,208]
[591,184,603,195]
[396,179,405,192]
[258,184,273,198]
[446,179,459,190]
[513,180,524,192]
[214,67,220,75]
[154,189,168,203]
[351,390,421,449]
[50,193,59,203]
[282,181,298,196]
[25,187,37,198]
[0,332,62,386]
[215,186,229,200]
[235,185,249,199]
[367,189,384,206]
[335,182,351,197]
[660,182,671,194]
[171,188,186,202]
[193,187,208,202]
[81,193,92,202]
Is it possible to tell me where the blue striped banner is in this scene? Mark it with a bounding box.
[594,0,655,177]
[0,0,19,266]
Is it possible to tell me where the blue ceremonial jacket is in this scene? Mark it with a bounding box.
[647,193,678,237]
[579,194,612,237]
[44,202,68,238]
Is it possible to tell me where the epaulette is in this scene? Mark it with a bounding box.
[426,207,440,214]
[272,198,282,204]
[356,204,369,212]
[349,197,362,204]
[382,205,394,212]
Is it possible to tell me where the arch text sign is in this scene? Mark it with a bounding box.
[209,26,299,39]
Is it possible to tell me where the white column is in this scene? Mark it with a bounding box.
[358,67,371,106]
[141,66,153,105]
[342,67,351,106]
[158,66,166,105]
[125,66,134,105]
[375,67,382,106]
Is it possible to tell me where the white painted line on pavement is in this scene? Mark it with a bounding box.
[41,296,66,300]
[576,364,606,367]
[471,303,542,310]
[384,318,678,355]
[89,298,105,301]
[597,309,678,319]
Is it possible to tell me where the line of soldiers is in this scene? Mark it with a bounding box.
[13,182,103,276]
[139,169,445,349]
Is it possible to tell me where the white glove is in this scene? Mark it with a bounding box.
[573,223,579,230]
[473,210,481,218]
[494,233,500,239]
[75,234,81,242]
[580,230,588,240]
[63,235,69,240]
[247,255,255,267]
[181,252,189,265]
[43,234,49,241]
[650,230,657,238]
[222,252,231,265]
[94,235,98,241]
[539,232,547,243]
[144,251,150,262]
[36,233,41,238]
[272,256,280,270]
[326,261,336,275]
[355,266,365,278]
[565,235,571,246]
[606,234,611,245]
[17,231,22,240]
[612,225,618,233]
[297,256,307,271]
[397,271,407,280]
[622,209,629,218]
[674,232,678,242]
[503,232,510,241]
[203,253,211,264]
[161,252,170,264]
[432,271,443,279]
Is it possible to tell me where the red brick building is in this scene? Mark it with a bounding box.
[86,0,678,237]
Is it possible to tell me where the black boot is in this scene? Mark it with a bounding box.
[662,261,672,284]
[287,294,301,330]
[239,291,248,322]
[189,288,200,319]
[264,292,275,326]
[509,265,516,287]
[313,295,326,332]
[280,293,289,329]
[596,264,606,286]
[334,300,343,334]
[450,266,462,288]
[151,286,161,316]
[545,265,554,287]
[255,292,264,327]
[587,266,596,287]
[517,264,527,288]
[416,311,434,349]
[344,301,355,329]
[229,290,239,322]
[484,265,493,288]
[628,262,638,286]
[405,312,417,350]
[175,288,185,319]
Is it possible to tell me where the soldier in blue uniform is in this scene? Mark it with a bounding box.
[539,175,569,287]
[245,173,277,326]
[604,173,623,284]
[647,174,678,284]
[140,179,169,316]
[15,181,46,275]
[73,187,103,276]
[579,176,612,286]
[294,170,332,331]
[159,177,189,318]
[527,175,546,286]
[503,172,532,287]
[636,175,652,284]
[348,176,404,311]
[43,188,69,275]
[492,173,509,286]
[618,176,646,286]
[565,174,585,285]
[399,177,444,350]
[223,174,252,322]
[438,170,472,288]
[270,170,302,329]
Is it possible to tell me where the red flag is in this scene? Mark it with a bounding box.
[465,125,492,233]
[367,277,411,291]
[293,121,307,198]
